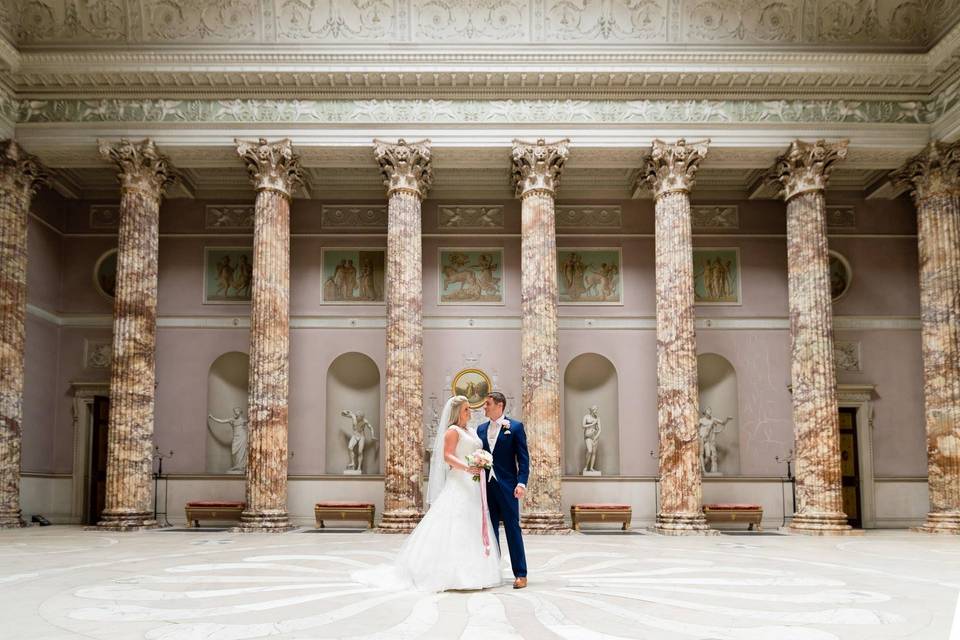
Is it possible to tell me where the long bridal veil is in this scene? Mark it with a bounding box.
[426,396,459,506]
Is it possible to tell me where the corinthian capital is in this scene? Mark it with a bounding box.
[99,138,175,199]
[373,138,432,199]
[890,140,960,204]
[0,140,48,198]
[770,139,848,201]
[511,138,569,198]
[640,138,709,198]
[236,138,303,197]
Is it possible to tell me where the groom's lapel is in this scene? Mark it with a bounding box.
[478,421,490,451]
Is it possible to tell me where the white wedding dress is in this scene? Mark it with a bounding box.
[352,423,503,593]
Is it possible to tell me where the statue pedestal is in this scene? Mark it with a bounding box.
[582,470,602,477]
[343,469,362,476]
[704,471,723,477]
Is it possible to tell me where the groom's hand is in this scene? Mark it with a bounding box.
[514,485,526,499]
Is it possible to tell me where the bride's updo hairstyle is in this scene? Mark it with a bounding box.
[448,395,470,426]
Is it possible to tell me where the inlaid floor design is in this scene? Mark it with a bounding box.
[1,526,957,639]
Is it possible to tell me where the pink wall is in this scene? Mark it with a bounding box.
[29,194,930,479]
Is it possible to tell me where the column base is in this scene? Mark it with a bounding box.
[521,512,571,534]
[233,510,296,533]
[96,510,160,531]
[788,512,858,535]
[376,509,423,533]
[653,512,719,536]
[0,510,26,529]
[912,511,960,535]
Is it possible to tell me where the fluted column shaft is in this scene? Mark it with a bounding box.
[892,140,960,534]
[98,139,173,531]
[0,141,46,529]
[773,139,852,535]
[519,189,563,530]
[375,139,431,532]
[235,138,301,532]
[642,139,714,535]
[513,138,569,532]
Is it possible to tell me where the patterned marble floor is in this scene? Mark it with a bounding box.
[0,526,957,640]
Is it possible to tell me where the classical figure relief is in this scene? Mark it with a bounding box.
[693,247,741,305]
[321,249,386,303]
[439,249,504,304]
[557,248,622,304]
[204,247,253,303]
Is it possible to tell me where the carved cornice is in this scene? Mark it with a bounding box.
[235,137,302,197]
[770,139,849,201]
[373,138,432,199]
[890,140,960,204]
[98,138,174,199]
[0,139,47,198]
[511,138,569,198]
[640,138,709,198]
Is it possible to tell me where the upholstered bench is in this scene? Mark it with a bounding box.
[185,501,245,527]
[314,501,376,529]
[703,503,763,531]
[570,503,632,531]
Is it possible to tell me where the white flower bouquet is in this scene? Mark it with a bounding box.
[465,449,493,482]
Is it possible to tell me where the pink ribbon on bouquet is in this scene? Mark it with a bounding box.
[479,468,491,557]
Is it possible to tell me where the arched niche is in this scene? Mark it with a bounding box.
[206,351,249,474]
[563,353,620,475]
[697,353,741,475]
[325,352,381,474]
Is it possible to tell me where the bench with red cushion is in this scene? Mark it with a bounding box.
[314,502,376,529]
[703,503,763,530]
[570,503,632,531]
[184,501,245,527]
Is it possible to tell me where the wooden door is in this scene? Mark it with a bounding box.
[87,396,110,525]
[838,406,861,528]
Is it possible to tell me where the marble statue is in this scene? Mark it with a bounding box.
[698,407,732,474]
[342,410,377,473]
[207,407,249,473]
[582,405,601,475]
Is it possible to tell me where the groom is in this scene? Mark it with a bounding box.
[478,392,529,589]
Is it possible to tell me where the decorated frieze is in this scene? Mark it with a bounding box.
[9,97,950,126]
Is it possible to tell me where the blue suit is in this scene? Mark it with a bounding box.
[477,417,529,578]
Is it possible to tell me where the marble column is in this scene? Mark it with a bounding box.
[97,139,174,531]
[512,138,569,532]
[891,140,960,535]
[375,139,432,532]
[772,139,853,535]
[0,141,46,529]
[234,138,302,532]
[640,139,715,535]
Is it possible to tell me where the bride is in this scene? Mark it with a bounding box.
[352,395,503,592]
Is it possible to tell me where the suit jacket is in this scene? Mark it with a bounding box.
[477,417,530,491]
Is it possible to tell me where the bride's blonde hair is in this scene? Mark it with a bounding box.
[448,395,470,426]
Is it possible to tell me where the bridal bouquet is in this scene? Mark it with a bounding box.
[465,449,493,482]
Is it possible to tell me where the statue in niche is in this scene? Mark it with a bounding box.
[207,407,249,473]
[582,405,601,475]
[342,410,377,473]
[698,407,733,474]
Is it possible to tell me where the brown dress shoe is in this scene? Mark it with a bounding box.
[513,577,528,589]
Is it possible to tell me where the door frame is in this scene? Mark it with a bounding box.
[837,384,877,529]
[70,382,110,524]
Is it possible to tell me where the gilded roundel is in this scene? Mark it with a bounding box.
[451,368,493,409]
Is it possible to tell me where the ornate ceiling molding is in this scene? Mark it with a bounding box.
[11,0,959,50]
